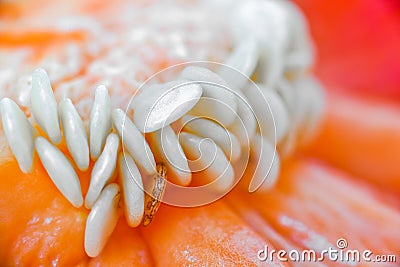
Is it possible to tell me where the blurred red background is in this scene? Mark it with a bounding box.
[295,0,400,100]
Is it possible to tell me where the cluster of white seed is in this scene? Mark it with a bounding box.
[0,0,325,258]
[0,68,167,256]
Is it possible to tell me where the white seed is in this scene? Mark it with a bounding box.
[218,38,259,91]
[0,98,34,173]
[118,152,144,227]
[278,128,297,159]
[227,91,257,148]
[31,68,61,144]
[294,76,325,145]
[89,85,111,160]
[276,79,298,118]
[59,98,89,171]
[244,84,290,143]
[132,79,202,133]
[35,136,83,207]
[112,109,156,175]
[13,74,32,107]
[148,126,191,186]
[248,134,280,192]
[85,133,120,209]
[85,183,120,258]
[179,132,234,192]
[182,116,241,162]
[231,0,290,87]
[180,66,238,126]
[281,0,315,72]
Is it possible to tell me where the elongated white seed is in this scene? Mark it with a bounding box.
[180,66,238,126]
[112,109,156,175]
[31,68,62,144]
[276,79,298,118]
[278,129,297,159]
[59,98,89,171]
[35,136,83,207]
[0,98,34,173]
[89,85,111,160]
[248,134,280,192]
[85,183,120,258]
[280,0,314,72]
[118,152,144,227]
[227,90,257,148]
[231,0,290,87]
[182,115,241,162]
[14,74,32,107]
[218,38,259,91]
[294,76,325,145]
[179,132,234,192]
[244,84,290,143]
[85,133,120,209]
[260,87,290,143]
[148,126,191,186]
[132,79,202,133]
